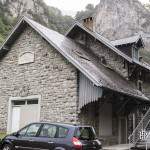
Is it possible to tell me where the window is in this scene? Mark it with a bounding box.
[27,100,38,105]
[25,124,41,137]
[39,124,57,138]
[132,46,139,61]
[75,127,96,140]
[12,99,38,105]
[137,80,143,92]
[58,127,69,138]
[13,101,26,106]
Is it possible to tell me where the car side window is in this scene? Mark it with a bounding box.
[25,124,41,137]
[58,127,69,138]
[19,126,29,136]
[39,124,57,138]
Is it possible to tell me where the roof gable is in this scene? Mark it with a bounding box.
[0,16,101,87]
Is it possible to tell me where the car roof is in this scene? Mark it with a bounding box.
[31,122,93,129]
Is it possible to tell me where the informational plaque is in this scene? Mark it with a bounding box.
[18,52,34,65]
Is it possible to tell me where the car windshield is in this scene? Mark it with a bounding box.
[75,127,96,140]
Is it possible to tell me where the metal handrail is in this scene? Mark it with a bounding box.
[128,107,150,149]
[143,130,150,150]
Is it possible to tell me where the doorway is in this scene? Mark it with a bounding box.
[118,117,128,144]
[7,95,41,133]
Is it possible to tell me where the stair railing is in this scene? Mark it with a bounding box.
[128,107,150,149]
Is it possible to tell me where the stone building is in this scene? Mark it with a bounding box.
[0,16,150,146]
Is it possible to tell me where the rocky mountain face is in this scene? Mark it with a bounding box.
[0,0,49,23]
[0,0,74,44]
[0,0,34,17]
[95,0,150,40]
[95,0,150,62]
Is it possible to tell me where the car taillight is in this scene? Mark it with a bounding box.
[72,137,82,150]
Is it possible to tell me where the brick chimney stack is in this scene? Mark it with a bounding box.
[83,17,94,31]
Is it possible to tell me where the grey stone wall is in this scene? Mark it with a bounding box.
[79,102,99,135]
[0,26,78,131]
[79,101,118,146]
[74,33,128,78]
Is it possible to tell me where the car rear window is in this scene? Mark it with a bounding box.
[75,127,96,140]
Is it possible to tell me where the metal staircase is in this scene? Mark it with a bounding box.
[128,107,150,149]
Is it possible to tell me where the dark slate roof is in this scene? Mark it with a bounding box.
[66,22,150,73]
[66,22,133,63]
[0,16,149,101]
[111,35,144,47]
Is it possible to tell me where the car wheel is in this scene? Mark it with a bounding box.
[2,144,12,150]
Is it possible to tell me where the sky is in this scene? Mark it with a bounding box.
[44,0,149,16]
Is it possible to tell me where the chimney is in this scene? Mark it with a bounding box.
[83,17,94,31]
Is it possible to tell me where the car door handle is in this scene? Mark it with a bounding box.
[48,141,54,144]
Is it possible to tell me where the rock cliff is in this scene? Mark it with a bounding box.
[0,0,74,44]
[95,0,150,62]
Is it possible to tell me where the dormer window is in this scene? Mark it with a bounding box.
[132,45,139,61]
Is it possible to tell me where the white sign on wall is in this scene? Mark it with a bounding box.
[18,52,35,65]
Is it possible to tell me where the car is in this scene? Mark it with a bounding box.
[0,122,102,150]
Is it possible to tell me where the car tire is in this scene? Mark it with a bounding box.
[2,144,12,150]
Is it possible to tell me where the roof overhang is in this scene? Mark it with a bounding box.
[111,35,145,48]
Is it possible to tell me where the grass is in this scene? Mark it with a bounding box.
[0,132,6,139]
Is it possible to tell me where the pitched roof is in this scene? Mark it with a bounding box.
[66,22,133,63]
[66,22,150,73]
[111,35,144,47]
[0,16,149,101]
